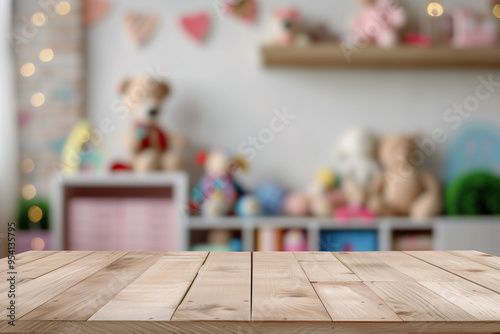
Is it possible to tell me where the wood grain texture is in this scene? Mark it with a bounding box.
[261,45,500,68]
[421,280,500,321]
[21,252,164,320]
[295,252,360,282]
[313,282,402,322]
[252,252,331,322]
[0,251,127,319]
[450,250,500,271]
[91,252,208,321]
[172,252,251,321]
[365,281,477,322]
[4,250,500,333]
[334,252,414,282]
[407,251,500,294]
[363,251,462,282]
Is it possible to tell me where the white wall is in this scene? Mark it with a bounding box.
[87,0,500,190]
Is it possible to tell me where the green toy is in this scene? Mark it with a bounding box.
[445,171,500,215]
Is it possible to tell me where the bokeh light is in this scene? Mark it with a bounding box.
[30,12,46,26]
[31,93,45,107]
[39,48,54,62]
[20,63,35,77]
[22,184,37,200]
[28,206,43,223]
[31,237,45,250]
[427,2,444,17]
[56,1,71,15]
[494,4,500,19]
[21,158,35,174]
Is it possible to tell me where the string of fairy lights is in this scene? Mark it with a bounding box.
[18,1,72,250]
[427,0,500,18]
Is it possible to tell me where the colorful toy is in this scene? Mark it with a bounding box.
[255,182,287,216]
[350,0,407,48]
[335,128,379,220]
[284,192,309,217]
[282,229,308,251]
[235,195,261,217]
[368,134,442,218]
[61,120,103,175]
[320,230,377,251]
[191,230,242,251]
[269,7,336,46]
[116,75,186,173]
[446,171,500,215]
[191,150,247,217]
[445,122,500,183]
[450,7,498,49]
[306,168,346,217]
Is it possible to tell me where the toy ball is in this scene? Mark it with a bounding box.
[284,192,309,216]
[235,195,261,217]
[283,229,308,251]
[255,182,286,216]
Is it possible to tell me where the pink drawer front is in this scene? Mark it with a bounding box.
[67,198,179,251]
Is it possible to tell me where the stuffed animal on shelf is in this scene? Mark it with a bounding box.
[450,7,498,49]
[335,128,380,220]
[269,7,336,46]
[190,150,247,217]
[368,134,442,218]
[306,168,346,217]
[351,0,407,48]
[117,75,186,172]
[284,192,310,216]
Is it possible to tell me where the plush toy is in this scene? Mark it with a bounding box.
[190,150,247,217]
[306,168,346,217]
[336,128,380,220]
[351,0,407,48]
[283,229,308,251]
[255,182,287,216]
[269,7,336,46]
[118,75,186,172]
[368,134,442,218]
[235,195,261,217]
[446,171,500,215]
[284,192,310,216]
[450,7,498,49]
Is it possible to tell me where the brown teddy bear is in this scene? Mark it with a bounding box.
[368,134,442,218]
[119,75,186,172]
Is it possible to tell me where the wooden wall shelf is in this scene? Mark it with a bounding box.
[261,44,500,68]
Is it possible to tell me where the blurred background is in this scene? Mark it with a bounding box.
[1,0,500,256]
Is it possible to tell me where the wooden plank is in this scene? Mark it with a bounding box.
[19,321,500,334]
[295,252,360,282]
[90,252,208,321]
[171,252,251,321]
[450,251,500,271]
[252,252,331,322]
[253,252,297,262]
[313,282,402,322]
[294,252,338,262]
[364,251,463,282]
[0,251,93,294]
[334,252,413,282]
[407,251,500,294]
[261,45,500,68]
[421,280,500,321]
[0,251,57,274]
[0,251,127,319]
[365,281,477,322]
[21,252,164,321]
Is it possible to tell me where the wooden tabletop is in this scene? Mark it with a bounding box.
[2,251,500,333]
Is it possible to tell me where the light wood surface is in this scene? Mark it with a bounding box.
[2,250,500,333]
[261,45,500,68]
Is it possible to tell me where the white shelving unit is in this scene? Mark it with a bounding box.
[186,216,500,255]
